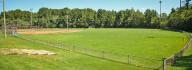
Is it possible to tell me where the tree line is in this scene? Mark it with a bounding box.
[0,4,192,31]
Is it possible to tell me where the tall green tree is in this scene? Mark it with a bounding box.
[144,9,159,28]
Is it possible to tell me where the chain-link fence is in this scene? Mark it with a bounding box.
[0,26,42,37]
[16,34,163,70]
[0,25,19,37]
[0,26,5,38]
[0,27,2,37]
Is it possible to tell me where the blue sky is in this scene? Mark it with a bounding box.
[0,0,181,14]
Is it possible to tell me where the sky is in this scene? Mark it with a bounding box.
[0,0,182,14]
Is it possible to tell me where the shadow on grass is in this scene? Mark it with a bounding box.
[173,55,192,70]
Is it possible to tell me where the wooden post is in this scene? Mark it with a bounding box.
[102,51,104,58]
[128,55,130,64]
[172,55,177,65]
[183,37,185,46]
[73,46,75,51]
[163,58,166,70]
[180,51,183,57]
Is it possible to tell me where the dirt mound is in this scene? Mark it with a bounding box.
[0,48,56,55]
[17,29,81,35]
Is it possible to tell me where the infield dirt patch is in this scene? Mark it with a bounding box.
[17,29,81,35]
[0,48,56,55]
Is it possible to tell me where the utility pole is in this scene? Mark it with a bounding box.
[48,9,50,28]
[66,15,69,30]
[186,0,192,9]
[30,8,33,28]
[3,0,7,38]
[180,0,183,14]
[159,0,162,18]
[159,0,162,26]
[180,0,182,9]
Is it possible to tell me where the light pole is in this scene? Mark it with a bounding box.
[3,0,7,38]
[186,0,192,9]
[159,0,162,18]
[30,8,33,28]
[180,0,182,9]
[66,15,69,30]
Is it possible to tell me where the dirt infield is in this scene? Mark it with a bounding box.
[17,29,81,35]
[0,48,56,55]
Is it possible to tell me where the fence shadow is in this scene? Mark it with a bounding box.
[173,55,192,70]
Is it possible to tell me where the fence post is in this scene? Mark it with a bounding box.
[180,51,183,57]
[163,58,166,70]
[102,51,104,58]
[172,55,176,65]
[85,48,88,54]
[56,40,59,45]
[128,55,130,64]
[73,46,75,51]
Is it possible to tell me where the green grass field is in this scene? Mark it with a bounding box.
[0,28,191,70]
[19,29,187,58]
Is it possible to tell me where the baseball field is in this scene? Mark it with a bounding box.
[0,28,190,70]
